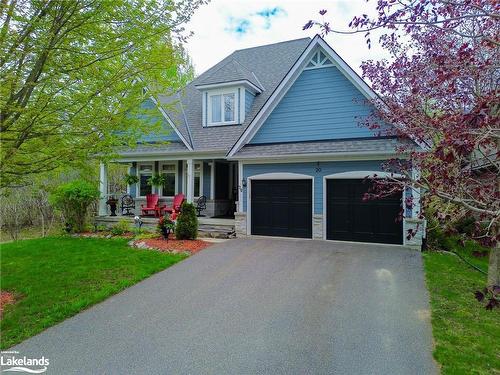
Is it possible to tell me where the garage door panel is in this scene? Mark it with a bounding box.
[327,179,402,244]
[251,180,312,238]
[327,202,350,236]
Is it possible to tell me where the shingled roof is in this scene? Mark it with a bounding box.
[194,59,263,91]
[158,37,312,152]
[231,137,415,159]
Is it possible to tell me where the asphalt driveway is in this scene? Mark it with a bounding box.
[9,238,437,374]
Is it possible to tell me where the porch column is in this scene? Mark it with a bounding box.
[237,160,243,212]
[210,160,215,200]
[98,162,108,216]
[186,158,194,203]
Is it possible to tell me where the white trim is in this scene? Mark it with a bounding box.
[248,172,313,180]
[228,35,381,157]
[148,95,193,151]
[184,160,203,200]
[322,172,404,242]
[205,88,239,126]
[303,49,334,70]
[115,152,226,163]
[186,159,194,202]
[195,80,262,94]
[323,171,404,179]
[238,87,245,125]
[237,160,243,211]
[98,163,108,216]
[158,161,179,197]
[246,172,314,237]
[136,162,154,198]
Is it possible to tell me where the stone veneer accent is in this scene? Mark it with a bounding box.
[313,214,323,240]
[234,212,247,237]
[403,218,425,249]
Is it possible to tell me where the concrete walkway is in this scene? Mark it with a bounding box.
[10,239,438,374]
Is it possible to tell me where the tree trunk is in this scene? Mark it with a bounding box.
[488,243,499,286]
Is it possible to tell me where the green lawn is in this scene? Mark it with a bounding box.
[424,245,500,375]
[0,236,186,349]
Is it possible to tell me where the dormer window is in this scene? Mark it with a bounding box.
[207,88,238,126]
[199,82,260,127]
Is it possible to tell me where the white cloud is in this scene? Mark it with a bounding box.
[184,0,390,76]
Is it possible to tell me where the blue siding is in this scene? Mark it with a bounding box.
[249,67,381,144]
[136,98,181,143]
[242,160,388,214]
[203,162,211,197]
[129,162,137,197]
[245,89,255,117]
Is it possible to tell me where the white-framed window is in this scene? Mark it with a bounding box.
[207,89,237,126]
[184,162,203,198]
[137,163,153,197]
[160,162,177,197]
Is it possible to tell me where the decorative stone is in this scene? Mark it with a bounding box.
[313,214,323,240]
[234,212,247,237]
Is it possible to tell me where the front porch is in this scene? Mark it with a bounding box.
[96,157,239,237]
[95,215,235,238]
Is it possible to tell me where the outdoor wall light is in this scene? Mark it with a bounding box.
[242,179,247,188]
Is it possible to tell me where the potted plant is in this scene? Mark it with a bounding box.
[124,174,139,186]
[147,173,166,188]
[106,195,119,216]
[158,214,175,240]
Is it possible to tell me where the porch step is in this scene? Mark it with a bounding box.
[94,216,235,239]
[198,225,235,239]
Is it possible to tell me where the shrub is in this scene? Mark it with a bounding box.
[158,214,175,239]
[452,215,476,236]
[175,202,198,240]
[110,219,131,235]
[49,180,100,233]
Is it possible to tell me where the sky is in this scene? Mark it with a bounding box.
[183,0,389,77]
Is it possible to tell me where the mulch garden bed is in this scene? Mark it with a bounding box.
[130,237,212,255]
[0,291,15,319]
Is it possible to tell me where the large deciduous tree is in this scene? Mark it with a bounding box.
[0,0,205,188]
[305,0,499,286]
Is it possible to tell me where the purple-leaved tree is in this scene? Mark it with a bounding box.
[304,0,499,298]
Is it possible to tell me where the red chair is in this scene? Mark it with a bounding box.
[163,193,185,215]
[141,194,164,217]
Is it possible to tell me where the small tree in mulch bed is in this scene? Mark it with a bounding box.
[157,214,175,239]
[175,202,198,240]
